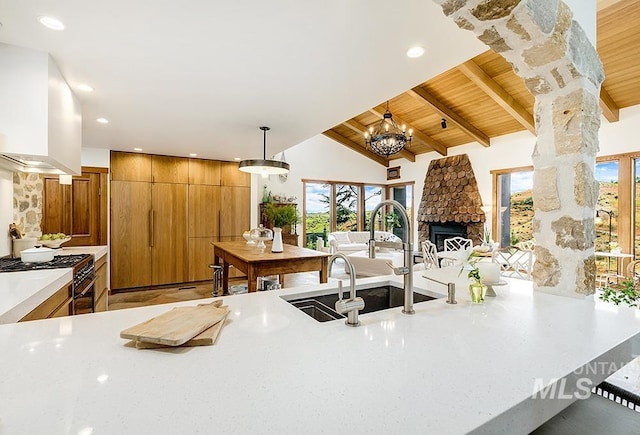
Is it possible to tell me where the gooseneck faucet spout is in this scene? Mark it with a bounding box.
[369,199,414,315]
[328,253,364,327]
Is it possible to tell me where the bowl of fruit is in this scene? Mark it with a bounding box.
[39,233,72,248]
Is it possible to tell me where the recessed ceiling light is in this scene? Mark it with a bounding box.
[77,84,94,92]
[233,157,241,161]
[189,153,197,157]
[96,117,109,124]
[133,148,143,152]
[406,46,424,58]
[38,16,65,31]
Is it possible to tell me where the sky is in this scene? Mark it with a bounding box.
[595,161,619,183]
[305,184,330,213]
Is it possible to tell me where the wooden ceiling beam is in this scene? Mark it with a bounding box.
[342,119,416,162]
[600,85,620,122]
[406,86,491,147]
[457,60,536,134]
[322,130,389,167]
[367,109,448,156]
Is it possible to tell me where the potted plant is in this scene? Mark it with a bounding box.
[263,203,299,234]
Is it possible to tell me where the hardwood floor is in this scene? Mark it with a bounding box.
[108,267,348,310]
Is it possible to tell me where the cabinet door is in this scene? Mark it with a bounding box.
[43,171,104,246]
[221,161,250,187]
[95,257,108,312]
[188,236,218,282]
[189,185,220,238]
[189,159,221,185]
[111,181,152,290]
[111,151,152,182]
[152,155,189,184]
[151,183,188,285]
[220,186,250,237]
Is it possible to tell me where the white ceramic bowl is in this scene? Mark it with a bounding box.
[20,246,55,263]
[39,236,72,248]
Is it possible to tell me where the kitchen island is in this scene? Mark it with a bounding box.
[0,270,639,434]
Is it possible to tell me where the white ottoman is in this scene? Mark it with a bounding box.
[347,250,405,277]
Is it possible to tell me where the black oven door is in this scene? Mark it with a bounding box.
[73,277,96,315]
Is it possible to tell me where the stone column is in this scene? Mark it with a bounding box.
[433,0,603,297]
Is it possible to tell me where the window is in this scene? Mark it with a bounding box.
[302,179,412,247]
[364,185,383,231]
[387,183,413,241]
[493,168,533,247]
[303,182,330,249]
[335,184,358,231]
[492,152,639,264]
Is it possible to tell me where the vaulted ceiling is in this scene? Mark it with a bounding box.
[324,0,640,166]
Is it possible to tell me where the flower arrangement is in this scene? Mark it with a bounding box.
[608,241,620,252]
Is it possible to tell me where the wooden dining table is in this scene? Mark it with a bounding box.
[211,241,331,293]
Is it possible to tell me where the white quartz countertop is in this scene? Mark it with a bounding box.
[0,245,108,324]
[0,270,639,434]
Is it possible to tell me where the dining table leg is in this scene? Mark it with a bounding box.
[247,265,258,293]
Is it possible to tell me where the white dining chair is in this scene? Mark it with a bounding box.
[492,246,533,280]
[421,240,440,270]
[441,237,473,267]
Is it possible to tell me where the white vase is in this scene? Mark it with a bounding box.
[272,227,284,253]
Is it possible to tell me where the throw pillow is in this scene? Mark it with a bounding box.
[332,232,351,244]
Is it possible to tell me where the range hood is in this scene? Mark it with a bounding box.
[0,44,82,175]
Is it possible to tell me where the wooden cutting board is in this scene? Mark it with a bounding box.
[135,308,229,349]
[120,301,227,346]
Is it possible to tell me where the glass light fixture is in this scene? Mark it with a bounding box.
[239,126,290,176]
[364,102,412,157]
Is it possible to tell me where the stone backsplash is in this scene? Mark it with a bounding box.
[12,172,43,236]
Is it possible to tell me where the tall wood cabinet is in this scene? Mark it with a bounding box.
[42,167,108,246]
[110,151,250,290]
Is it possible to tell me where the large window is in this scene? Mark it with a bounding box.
[304,182,330,249]
[302,179,414,248]
[493,168,534,247]
[492,152,640,264]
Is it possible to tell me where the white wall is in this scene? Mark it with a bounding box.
[81,147,110,168]
[0,168,13,256]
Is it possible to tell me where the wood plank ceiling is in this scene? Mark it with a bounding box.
[324,0,639,166]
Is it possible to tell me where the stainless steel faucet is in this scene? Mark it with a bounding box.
[369,200,415,314]
[328,253,364,327]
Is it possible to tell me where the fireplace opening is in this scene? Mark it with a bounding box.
[429,223,467,252]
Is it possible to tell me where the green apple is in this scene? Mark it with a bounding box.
[41,234,51,240]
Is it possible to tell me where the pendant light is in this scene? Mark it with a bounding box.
[364,101,412,157]
[239,126,290,176]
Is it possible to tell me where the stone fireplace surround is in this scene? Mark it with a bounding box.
[417,154,485,248]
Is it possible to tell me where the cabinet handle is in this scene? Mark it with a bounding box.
[149,210,155,247]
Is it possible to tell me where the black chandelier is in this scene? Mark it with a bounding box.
[364,101,412,157]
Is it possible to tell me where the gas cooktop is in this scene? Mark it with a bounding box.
[0,254,91,273]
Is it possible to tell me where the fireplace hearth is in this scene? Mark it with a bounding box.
[417,154,485,247]
[429,223,467,252]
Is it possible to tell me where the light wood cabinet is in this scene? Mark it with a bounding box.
[151,183,189,285]
[111,151,152,182]
[95,255,109,312]
[221,161,250,187]
[220,186,251,238]
[152,155,189,184]
[42,168,108,246]
[20,282,72,322]
[189,159,221,185]
[111,180,152,289]
[110,152,250,290]
[188,185,220,237]
[188,236,218,282]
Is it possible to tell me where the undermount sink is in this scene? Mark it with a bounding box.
[285,285,438,322]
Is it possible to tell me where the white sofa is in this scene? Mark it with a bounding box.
[328,231,401,254]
